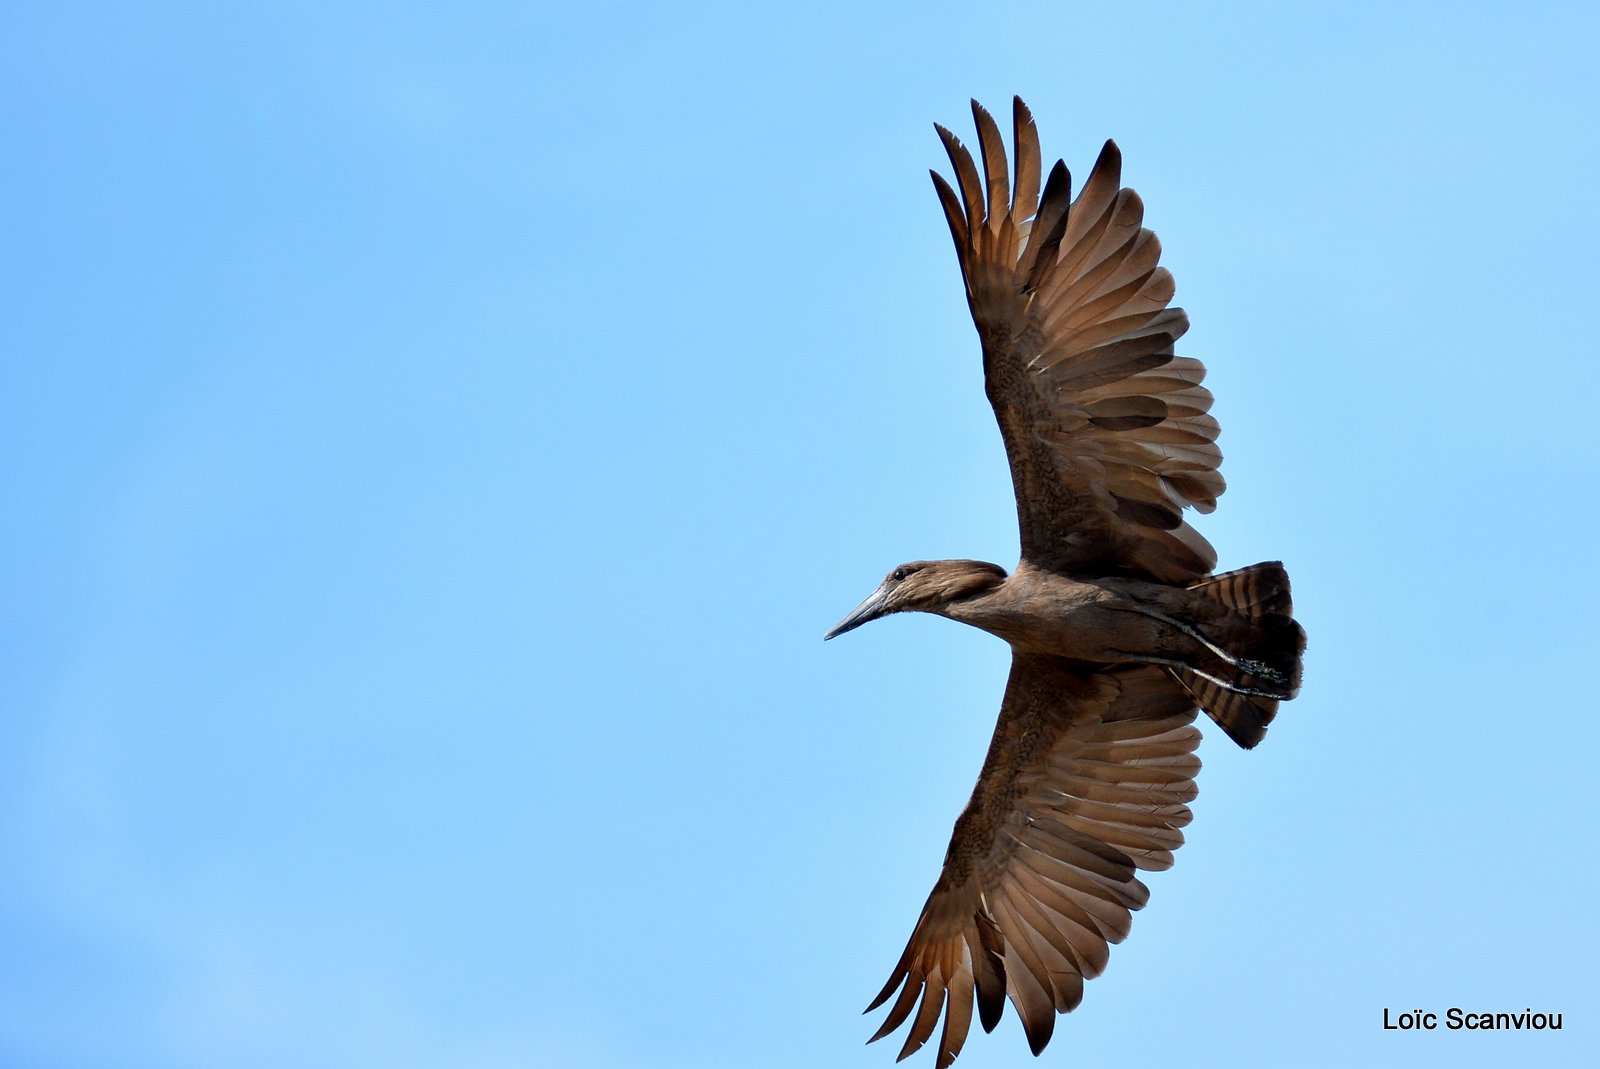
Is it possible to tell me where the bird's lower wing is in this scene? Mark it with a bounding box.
[866,656,1200,1067]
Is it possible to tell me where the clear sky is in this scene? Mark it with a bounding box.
[4,3,1597,1067]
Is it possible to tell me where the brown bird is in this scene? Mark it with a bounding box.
[826,98,1305,1067]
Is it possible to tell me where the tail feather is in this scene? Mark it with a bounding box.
[1192,561,1293,618]
[1174,672,1278,750]
[1177,562,1305,749]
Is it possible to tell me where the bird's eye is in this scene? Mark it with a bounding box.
[891,567,909,582]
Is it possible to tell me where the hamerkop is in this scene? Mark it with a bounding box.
[826,99,1306,1067]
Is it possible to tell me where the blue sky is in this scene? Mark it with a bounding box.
[4,2,1598,1067]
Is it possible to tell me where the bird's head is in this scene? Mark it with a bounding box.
[824,559,1007,640]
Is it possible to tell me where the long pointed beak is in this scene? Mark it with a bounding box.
[824,582,892,640]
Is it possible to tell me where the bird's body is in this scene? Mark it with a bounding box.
[827,98,1306,1067]
[947,565,1227,660]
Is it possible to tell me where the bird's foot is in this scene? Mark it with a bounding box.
[1235,658,1289,687]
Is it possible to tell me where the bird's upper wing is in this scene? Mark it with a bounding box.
[866,654,1200,1066]
[933,98,1223,582]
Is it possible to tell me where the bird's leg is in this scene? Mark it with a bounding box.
[1120,655,1294,701]
[1125,606,1291,688]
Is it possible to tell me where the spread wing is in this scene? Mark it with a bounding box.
[866,655,1200,1066]
[933,98,1224,582]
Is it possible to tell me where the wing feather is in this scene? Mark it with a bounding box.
[870,973,923,1043]
[898,967,946,1062]
[1022,161,1073,293]
[935,964,974,1069]
[971,101,1010,229]
[929,172,970,264]
[935,125,986,245]
[1011,100,1041,223]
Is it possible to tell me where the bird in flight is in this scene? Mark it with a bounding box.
[825,98,1306,1067]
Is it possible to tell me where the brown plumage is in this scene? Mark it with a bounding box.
[825,99,1306,1067]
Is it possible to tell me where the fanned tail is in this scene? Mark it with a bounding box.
[1173,562,1305,749]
